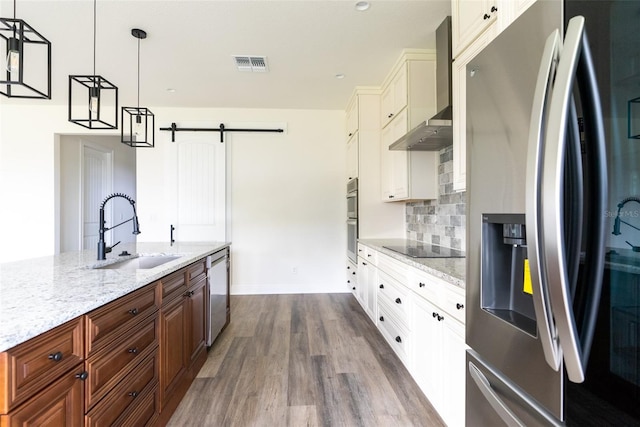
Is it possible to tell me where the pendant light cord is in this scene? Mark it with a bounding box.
[93,0,97,86]
[137,37,140,109]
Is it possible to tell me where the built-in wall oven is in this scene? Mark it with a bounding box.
[347,178,358,263]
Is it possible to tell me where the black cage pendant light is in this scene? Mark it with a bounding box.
[0,0,51,99]
[122,28,154,147]
[68,0,118,129]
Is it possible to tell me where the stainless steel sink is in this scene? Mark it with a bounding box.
[96,255,182,270]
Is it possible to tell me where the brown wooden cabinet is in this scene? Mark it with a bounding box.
[158,259,210,423]
[0,253,218,427]
[0,317,85,426]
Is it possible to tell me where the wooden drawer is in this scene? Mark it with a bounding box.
[0,317,84,412]
[85,314,159,409]
[85,352,158,427]
[85,283,160,356]
[187,259,207,284]
[0,367,85,427]
[378,271,411,326]
[377,302,410,362]
[118,384,160,427]
[161,269,187,303]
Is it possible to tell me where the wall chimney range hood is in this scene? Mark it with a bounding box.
[389,16,452,151]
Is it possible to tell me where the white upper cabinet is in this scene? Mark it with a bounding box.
[380,63,408,128]
[452,0,537,59]
[346,96,359,141]
[347,135,358,181]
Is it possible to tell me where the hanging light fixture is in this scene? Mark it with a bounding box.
[122,28,154,147]
[69,0,118,129]
[0,0,51,99]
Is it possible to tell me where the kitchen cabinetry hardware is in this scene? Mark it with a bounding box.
[483,13,491,19]
[48,351,63,362]
[170,225,175,245]
[395,336,402,343]
[75,371,88,381]
[128,391,138,398]
[128,308,139,316]
[127,348,138,354]
[456,303,464,310]
[379,284,384,289]
[419,282,426,288]
[362,262,367,266]
[395,298,402,304]
[352,287,356,291]
[352,271,356,275]
[159,122,284,143]
[491,5,497,12]
[380,316,384,322]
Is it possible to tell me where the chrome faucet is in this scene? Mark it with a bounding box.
[97,193,141,260]
[612,196,640,251]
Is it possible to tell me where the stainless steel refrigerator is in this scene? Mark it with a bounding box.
[466,0,640,425]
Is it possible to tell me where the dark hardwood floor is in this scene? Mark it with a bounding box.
[167,293,445,426]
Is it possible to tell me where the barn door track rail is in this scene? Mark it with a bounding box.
[159,122,284,143]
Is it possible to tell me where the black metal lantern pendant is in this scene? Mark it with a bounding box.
[69,0,118,129]
[122,28,154,148]
[0,0,51,99]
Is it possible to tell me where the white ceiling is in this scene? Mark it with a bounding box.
[1,0,451,110]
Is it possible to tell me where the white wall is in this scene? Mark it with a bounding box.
[1,104,347,295]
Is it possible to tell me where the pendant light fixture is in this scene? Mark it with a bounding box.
[69,0,118,129]
[122,28,154,147]
[0,0,51,98]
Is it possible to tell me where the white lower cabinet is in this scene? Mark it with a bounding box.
[356,244,378,321]
[356,244,466,427]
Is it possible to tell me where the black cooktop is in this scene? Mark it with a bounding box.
[383,243,465,259]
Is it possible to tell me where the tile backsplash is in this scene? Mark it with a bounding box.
[406,145,466,251]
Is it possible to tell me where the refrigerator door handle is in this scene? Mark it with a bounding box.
[525,29,562,371]
[541,16,590,383]
[469,362,526,427]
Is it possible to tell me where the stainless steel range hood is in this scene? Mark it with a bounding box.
[389,16,452,151]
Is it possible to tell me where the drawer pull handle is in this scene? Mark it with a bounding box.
[352,287,356,291]
[128,391,139,398]
[395,298,402,304]
[483,13,491,20]
[379,284,384,289]
[367,254,372,257]
[184,290,195,297]
[48,351,63,362]
[352,271,356,275]
[358,249,363,252]
[438,315,444,321]
[491,5,498,12]
[128,308,139,316]
[419,282,425,288]
[128,348,138,354]
[347,280,351,284]
[432,312,438,318]
[388,113,394,118]
[379,316,384,322]
[433,312,444,321]
[362,262,367,266]
[75,371,89,381]
[456,303,464,310]
[395,336,402,343]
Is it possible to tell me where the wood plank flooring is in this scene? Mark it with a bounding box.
[167,294,445,427]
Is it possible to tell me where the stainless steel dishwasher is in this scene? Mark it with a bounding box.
[207,247,229,346]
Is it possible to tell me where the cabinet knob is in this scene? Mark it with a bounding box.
[128,308,139,316]
[456,303,464,310]
[388,195,395,199]
[48,351,63,362]
[358,249,363,252]
[352,271,356,275]
[388,113,393,118]
[75,371,89,381]
[419,282,425,288]
[362,262,367,266]
[432,312,438,318]
[483,13,491,20]
[352,287,356,290]
[379,316,384,322]
[347,280,351,284]
[128,391,139,398]
[379,284,384,289]
[367,254,372,257]
[395,297,402,304]
[491,5,498,12]
[438,315,444,321]
[395,336,402,343]
[127,347,138,354]
[184,290,195,297]
[348,132,353,137]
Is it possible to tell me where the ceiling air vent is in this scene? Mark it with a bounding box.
[232,55,269,72]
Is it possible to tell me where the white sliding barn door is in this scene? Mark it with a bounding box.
[175,137,226,241]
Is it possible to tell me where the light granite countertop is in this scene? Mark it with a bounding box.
[0,242,230,353]
[357,239,466,288]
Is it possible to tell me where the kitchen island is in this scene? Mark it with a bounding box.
[0,241,230,425]
[0,241,229,352]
